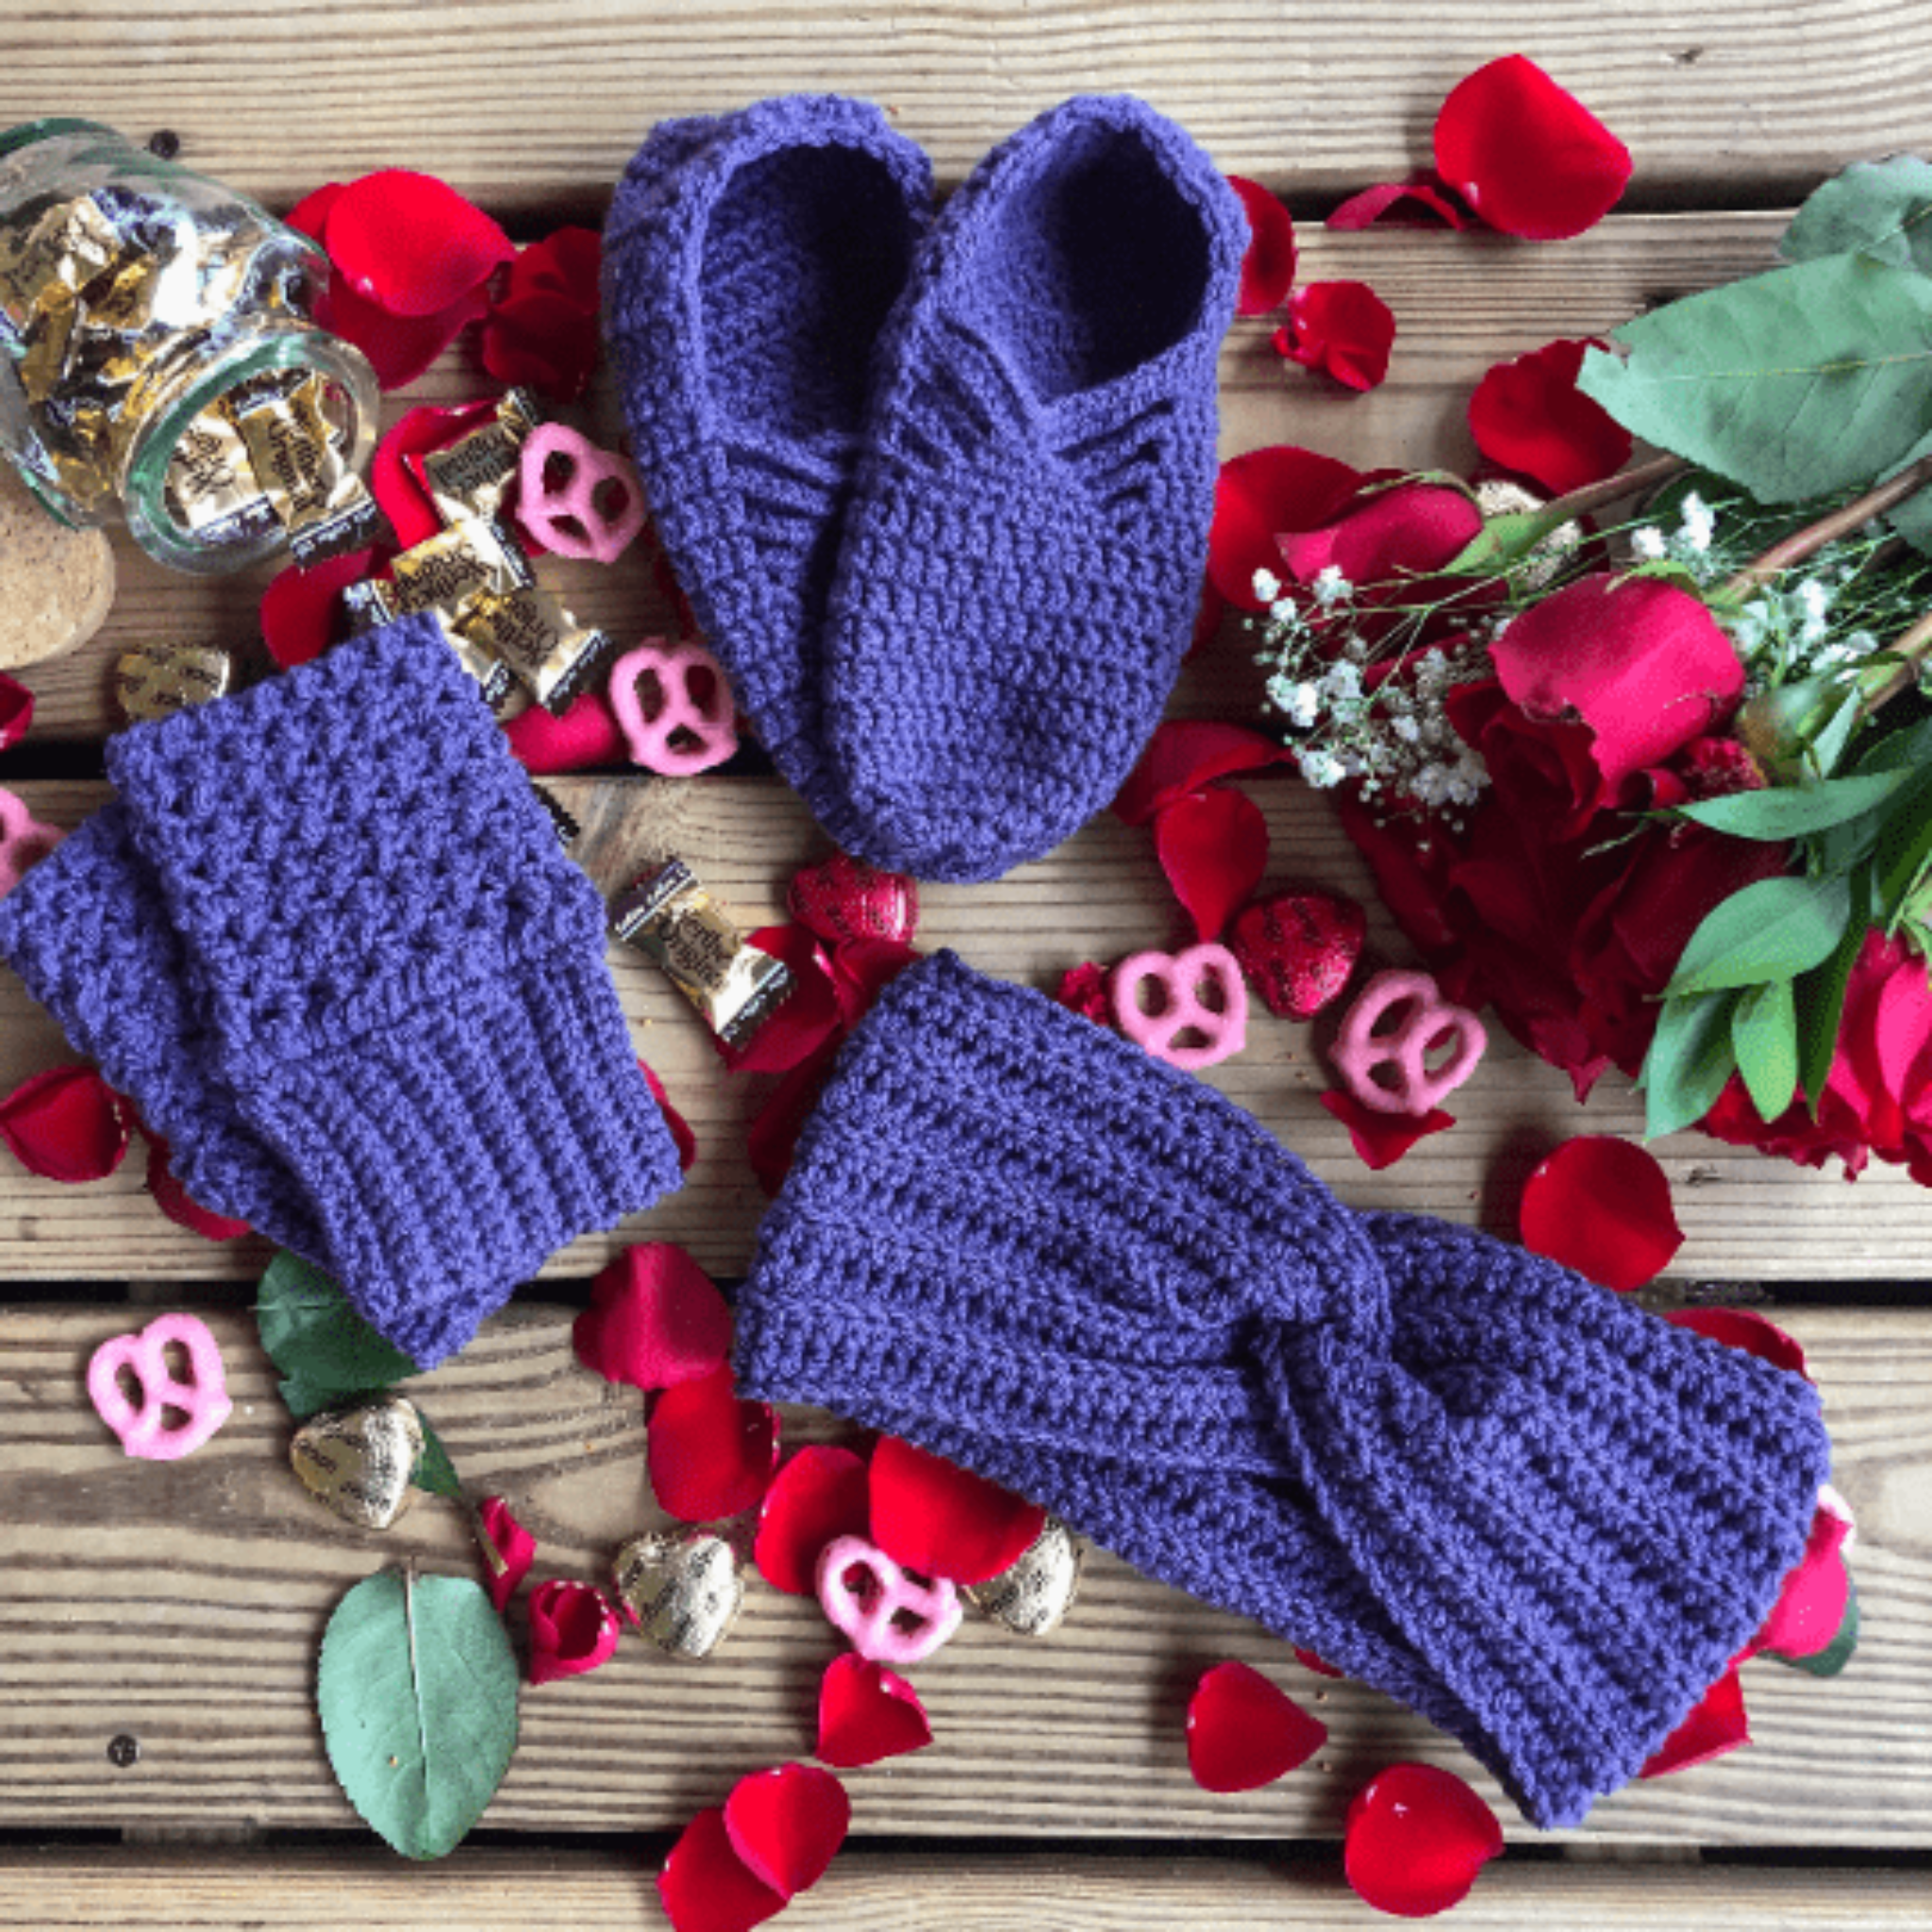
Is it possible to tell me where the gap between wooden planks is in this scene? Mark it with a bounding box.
[0,1,1926,214]
[0,1305,1924,1847]
[0,1848,1926,1931]
[3,774,1930,1284]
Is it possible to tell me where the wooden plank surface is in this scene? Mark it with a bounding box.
[3,772,1928,1284]
[1,1304,1923,1847]
[11,212,1790,744]
[0,4,1924,215]
[4,1848,1928,1931]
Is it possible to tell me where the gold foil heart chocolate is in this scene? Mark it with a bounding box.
[965,1516,1084,1637]
[613,1527,743,1659]
[289,1395,424,1531]
[114,641,233,724]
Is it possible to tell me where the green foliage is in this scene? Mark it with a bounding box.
[1665,874,1853,997]
[1644,991,1740,1141]
[1781,156,1932,274]
[317,1570,519,1859]
[1676,769,1913,840]
[1732,978,1800,1123]
[1765,1564,1860,1678]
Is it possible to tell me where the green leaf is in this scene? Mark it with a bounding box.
[1576,255,1932,503]
[1666,874,1854,996]
[1806,689,1865,779]
[414,1417,463,1500]
[317,1570,519,1860]
[256,1252,418,1406]
[1675,769,1911,839]
[1731,978,1800,1122]
[1642,991,1740,1140]
[1876,798,1932,928]
[1781,156,1932,273]
[1795,863,1873,1116]
[1767,1563,1859,1678]
[1884,474,1932,557]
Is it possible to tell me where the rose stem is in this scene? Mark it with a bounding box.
[1723,454,1932,599]
[1857,606,1932,720]
[1536,451,1687,525]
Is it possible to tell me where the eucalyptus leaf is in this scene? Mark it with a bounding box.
[1643,991,1740,1140]
[1675,768,1910,839]
[1795,864,1873,1116]
[1732,978,1801,1123]
[1577,255,1932,503]
[1666,874,1854,996]
[257,1252,418,1402]
[317,1570,519,1860]
[1780,156,1932,273]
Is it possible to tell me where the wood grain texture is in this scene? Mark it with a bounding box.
[2,773,1926,1285]
[0,5,1924,215]
[0,1305,1923,1845]
[10,213,1789,743]
[3,1848,1929,1930]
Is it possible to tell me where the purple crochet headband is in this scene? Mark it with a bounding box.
[731,950,1832,1829]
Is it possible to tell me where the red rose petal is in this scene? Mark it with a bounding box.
[372,399,497,550]
[1327,175,1472,231]
[1320,1091,1457,1170]
[1210,444,1366,609]
[1274,280,1396,392]
[1185,1659,1328,1791]
[817,1653,935,1768]
[869,1434,1046,1587]
[747,1039,842,1198]
[504,688,626,774]
[259,546,376,671]
[526,1577,622,1685]
[286,182,344,244]
[0,1065,132,1182]
[1519,1135,1683,1292]
[1470,338,1633,496]
[1114,720,1287,825]
[0,672,33,752]
[717,924,843,1075]
[756,1444,873,1595]
[1344,1763,1504,1917]
[1155,788,1269,942]
[825,936,921,1030]
[641,1059,699,1173]
[480,287,602,402]
[1057,961,1113,1025]
[1227,175,1297,316]
[648,1363,780,1523]
[659,1807,785,1932]
[507,225,602,306]
[1661,1306,1809,1380]
[326,170,514,318]
[324,275,491,391]
[1490,575,1746,808]
[1757,1500,1853,1659]
[142,1134,251,1240]
[1435,55,1632,242]
[477,1494,537,1614]
[1277,482,1483,592]
[723,1763,850,1902]
[574,1242,733,1391]
[1293,1645,1345,1678]
[1640,1665,1750,1777]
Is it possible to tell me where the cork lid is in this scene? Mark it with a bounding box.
[0,459,115,670]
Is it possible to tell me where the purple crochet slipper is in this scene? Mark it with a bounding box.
[823,95,1247,881]
[603,96,932,840]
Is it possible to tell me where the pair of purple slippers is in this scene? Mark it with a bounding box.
[602,95,1247,882]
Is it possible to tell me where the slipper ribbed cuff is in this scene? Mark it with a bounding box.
[734,950,1831,1828]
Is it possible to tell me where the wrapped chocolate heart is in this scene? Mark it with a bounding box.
[613,1526,744,1659]
[787,850,920,948]
[114,641,235,725]
[964,1515,1085,1637]
[1227,889,1366,1022]
[289,1394,424,1531]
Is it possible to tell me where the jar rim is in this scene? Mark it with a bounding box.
[0,119,121,163]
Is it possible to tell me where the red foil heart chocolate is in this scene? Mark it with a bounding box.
[788,851,920,949]
[1228,888,1367,1020]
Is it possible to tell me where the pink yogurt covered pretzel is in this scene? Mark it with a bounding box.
[1330,968,1487,1117]
[817,1534,962,1666]
[86,1311,233,1461]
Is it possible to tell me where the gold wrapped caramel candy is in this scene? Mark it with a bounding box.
[418,387,545,525]
[289,1395,425,1532]
[454,580,611,716]
[613,1528,744,1659]
[609,858,794,1050]
[114,640,234,724]
[965,1516,1085,1637]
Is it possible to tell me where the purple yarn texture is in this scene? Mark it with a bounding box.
[603,93,1245,881]
[731,950,1832,1829]
[0,616,681,1366]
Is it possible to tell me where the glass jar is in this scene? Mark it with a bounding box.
[0,119,378,574]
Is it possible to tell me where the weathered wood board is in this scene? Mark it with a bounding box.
[0,1307,1922,1846]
